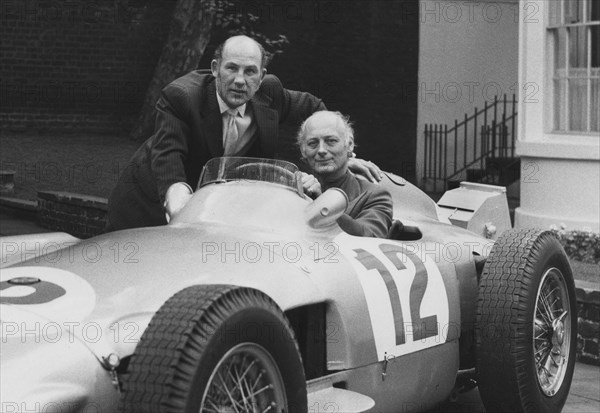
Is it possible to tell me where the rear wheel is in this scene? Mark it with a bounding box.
[476,229,577,413]
[120,285,306,413]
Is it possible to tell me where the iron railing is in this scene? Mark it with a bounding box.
[423,94,518,192]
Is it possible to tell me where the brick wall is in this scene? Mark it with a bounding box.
[37,190,107,238]
[0,0,173,133]
[0,112,134,134]
[576,283,600,365]
[2,0,420,178]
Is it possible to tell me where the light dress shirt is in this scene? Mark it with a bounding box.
[216,92,258,156]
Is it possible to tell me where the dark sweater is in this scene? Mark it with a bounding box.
[323,171,393,238]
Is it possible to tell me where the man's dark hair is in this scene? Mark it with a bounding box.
[213,36,269,69]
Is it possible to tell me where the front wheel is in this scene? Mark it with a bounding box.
[201,342,287,411]
[476,229,577,413]
[120,285,306,412]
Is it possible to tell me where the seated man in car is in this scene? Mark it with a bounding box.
[297,111,393,238]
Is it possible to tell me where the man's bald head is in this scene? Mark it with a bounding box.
[297,111,355,180]
[210,35,267,108]
[214,35,268,70]
[298,111,355,146]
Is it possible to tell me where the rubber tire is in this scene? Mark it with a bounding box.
[120,285,306,412]
[475,229,577,413]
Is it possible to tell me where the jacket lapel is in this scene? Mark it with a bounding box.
[338,173,364,215]
[200,79,225,157]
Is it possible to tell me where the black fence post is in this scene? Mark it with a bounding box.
[444,124,448,191]
[491,120,497,158]
[454,119,458,176]
[433,124,438,192]
[511,94,517,158]
[473,107,478,170]
[424,124,429,182]
[481,125,486,170]
[463,113,468,172]
[438,124,443,193]
[502,112,508,157]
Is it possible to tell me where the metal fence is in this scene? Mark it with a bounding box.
[423,94,518,192]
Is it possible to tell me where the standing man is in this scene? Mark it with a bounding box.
[106,35,379,231]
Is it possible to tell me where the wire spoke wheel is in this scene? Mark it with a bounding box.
[201,343,287,413]
[533,268,571,397]
[476,229,577,413]
[120,285,306,413]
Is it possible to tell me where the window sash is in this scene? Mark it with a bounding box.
[548,0,599,133]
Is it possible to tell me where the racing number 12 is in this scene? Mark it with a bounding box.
[353,244,438,345]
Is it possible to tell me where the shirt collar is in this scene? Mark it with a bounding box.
[216,91,246,117]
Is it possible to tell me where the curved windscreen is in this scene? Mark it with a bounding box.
[198,157,303,196]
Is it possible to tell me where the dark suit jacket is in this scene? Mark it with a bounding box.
[326,171,393,238]
[107,72,325,231]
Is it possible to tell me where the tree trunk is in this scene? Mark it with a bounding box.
[131,0,216,141]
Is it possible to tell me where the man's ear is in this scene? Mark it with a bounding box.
[299,144,308,159]
[260,68,267,82]
[211,60,219,77]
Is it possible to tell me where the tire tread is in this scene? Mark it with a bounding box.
[476,229,576,413]
[120,285,302,412]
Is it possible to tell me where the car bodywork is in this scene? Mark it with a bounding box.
[1,158,512,412]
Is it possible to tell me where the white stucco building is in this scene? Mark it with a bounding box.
[416,0,599,231]
[418,0,520,139]
[515,0,599,231]
[417,0,520,192]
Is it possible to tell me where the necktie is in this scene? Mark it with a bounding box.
[223,109,239,156]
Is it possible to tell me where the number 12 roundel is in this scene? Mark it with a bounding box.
[336,234,450,360]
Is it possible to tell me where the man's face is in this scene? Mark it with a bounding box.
[301,113,352,178]
[211,38,266,108]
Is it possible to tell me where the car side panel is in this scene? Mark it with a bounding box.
[311,233,461,378]
[308,341,459,412]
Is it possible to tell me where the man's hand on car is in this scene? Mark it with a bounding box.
[300,172,322,199]
[164,182,193,222]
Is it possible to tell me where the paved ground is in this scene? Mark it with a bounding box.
[433,362,600,412]
[564,362,600,413]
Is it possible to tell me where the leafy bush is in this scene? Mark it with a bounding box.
[550,225,600,264]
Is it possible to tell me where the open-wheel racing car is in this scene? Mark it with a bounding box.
[1,157,577,412]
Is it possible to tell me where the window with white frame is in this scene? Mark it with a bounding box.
[548,0,599,133]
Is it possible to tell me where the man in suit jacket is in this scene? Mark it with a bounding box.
[106,35,379,231]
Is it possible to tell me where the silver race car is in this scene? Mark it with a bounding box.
[0,157,577,412]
